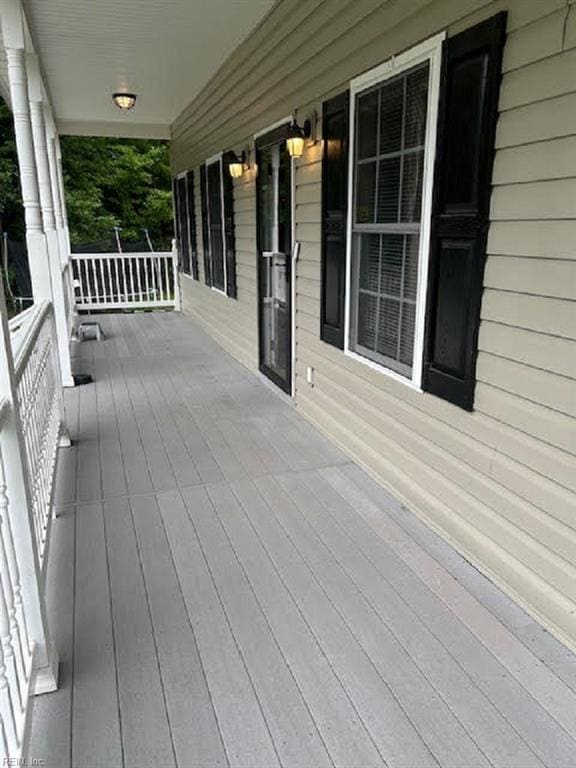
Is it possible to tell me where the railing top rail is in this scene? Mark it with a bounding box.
[8,302,37,333]
[71,251,172,260]
[9,300,52,377]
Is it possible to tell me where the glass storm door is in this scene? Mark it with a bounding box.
[256,138,292,394]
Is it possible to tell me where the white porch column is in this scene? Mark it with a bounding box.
[45,115,68,265]
[0,274,59,695]
[28,57,74,387]
[54,135,71,256]
[3,46,52,304]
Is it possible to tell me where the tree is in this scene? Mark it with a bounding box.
[61,136,173,250]
[0,100,25,240]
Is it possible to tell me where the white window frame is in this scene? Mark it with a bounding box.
[344,32,445,391]
[204,151,228,296]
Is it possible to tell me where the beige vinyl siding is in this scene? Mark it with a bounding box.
[172,0,576,650]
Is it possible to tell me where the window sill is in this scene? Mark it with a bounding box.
[344,348,423,393]
[211,286,228,297]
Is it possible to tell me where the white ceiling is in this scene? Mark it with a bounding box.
[22,0,276,138]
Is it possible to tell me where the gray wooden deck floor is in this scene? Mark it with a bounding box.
[28,311,576,768]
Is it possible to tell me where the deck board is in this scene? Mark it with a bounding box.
[28,311,576,768]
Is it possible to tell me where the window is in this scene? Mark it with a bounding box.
[174,171,198,279]
[204,156,226,293]
[346,35,443,389]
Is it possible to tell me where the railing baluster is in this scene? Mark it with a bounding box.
[143,255,151,303]
[127,255,136,304]
[82,259,90,306]
[97,258,106,305]
[90,257,98,305]
[105,257,113,305]
[112,257,121,306]
[162,255,170,303]
[135,256,143,303]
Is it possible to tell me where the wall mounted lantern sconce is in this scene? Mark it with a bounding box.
[113,92,137,110]
[224,150,248,179]
[286,115,315,159]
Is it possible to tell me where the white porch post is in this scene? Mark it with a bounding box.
[0,275,58,695]
[54,135,71,256]
[45,115,67,266]
[3,46,52,304]
[27,55,74,387]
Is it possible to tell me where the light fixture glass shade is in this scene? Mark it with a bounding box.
[229,162,244,178]
[113,93,137,110]
[286,135,305,158]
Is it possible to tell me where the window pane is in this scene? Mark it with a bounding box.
[380,234,403,296]
[357,91,379,159]
[357,292,378,350]
[211,227,225,291]
[379,78,403,154]
[358,234,380,291]
[401,150,424,222]
[351,60,430,380]
[376,156,401,223]
[399,302,415,365]
[258,146,275,253]
[403,234,419,301]
[356,162,376,223]
[377,298,400,359]
[405,65,429,148]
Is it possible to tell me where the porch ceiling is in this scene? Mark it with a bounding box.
[21,0,276,139]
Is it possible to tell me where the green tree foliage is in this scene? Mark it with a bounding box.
[0,100,25,239]
[61,136,173,250]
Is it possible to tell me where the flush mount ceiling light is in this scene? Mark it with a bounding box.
[224,149,247,179]
[286,118,312,159]
[113,92,137,111]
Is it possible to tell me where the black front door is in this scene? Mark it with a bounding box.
[256,134,292,394]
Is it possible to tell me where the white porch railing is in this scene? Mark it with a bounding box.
[71,249,179,311]
[0,397,35,760]
[0,276,66,758]
[9,302,64,565]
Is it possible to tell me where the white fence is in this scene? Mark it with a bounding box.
[10,302,63,564]
[0,281,66,759]
[71,250,179,311]
[0,399,35,759]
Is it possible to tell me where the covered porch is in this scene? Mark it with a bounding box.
[0,0,575,764]
[27,312,576,768]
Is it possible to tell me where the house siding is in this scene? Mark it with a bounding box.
[171,0,576,650]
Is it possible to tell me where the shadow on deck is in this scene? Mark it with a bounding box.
[28,311,576,768]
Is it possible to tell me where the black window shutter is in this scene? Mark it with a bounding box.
[176,176,191,275]
[423,12,507,410]
[172,178,182,269]
[199,163,212,286]
[320,90,349,349]
[222,167,237,299]
[185,170,199,280]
